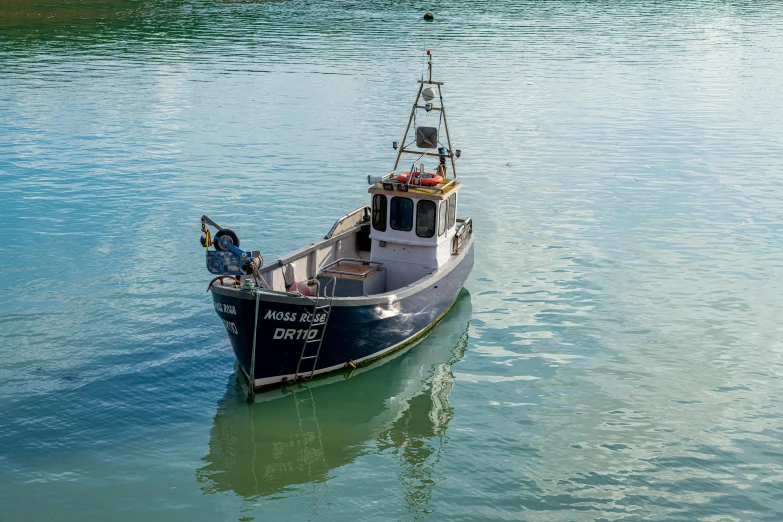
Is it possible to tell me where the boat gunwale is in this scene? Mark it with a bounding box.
[259,219,367,272]
[211,232,474,306]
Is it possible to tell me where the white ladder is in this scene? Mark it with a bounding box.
[294,277,337,381]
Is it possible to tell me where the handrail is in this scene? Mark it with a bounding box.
[324,205,371,239]
[409,150,430,171]
[452,217,473,255]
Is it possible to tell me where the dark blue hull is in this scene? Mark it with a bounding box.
[211,239,474,388]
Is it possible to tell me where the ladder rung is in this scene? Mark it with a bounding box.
[296,291,333,376]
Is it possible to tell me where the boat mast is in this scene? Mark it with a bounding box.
[392,51,457,179]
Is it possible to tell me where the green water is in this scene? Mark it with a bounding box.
[2,1,783,520]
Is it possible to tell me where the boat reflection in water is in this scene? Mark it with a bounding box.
[197,291,471,509]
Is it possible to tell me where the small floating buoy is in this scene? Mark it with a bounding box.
[423,12,434,21]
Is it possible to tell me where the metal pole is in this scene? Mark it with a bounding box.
[247,289,260,403]
[393,83,424,172]
[437,85,457,178]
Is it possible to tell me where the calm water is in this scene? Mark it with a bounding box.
[2,1,783,520]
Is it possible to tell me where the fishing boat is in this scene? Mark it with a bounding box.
[200,52,474,399]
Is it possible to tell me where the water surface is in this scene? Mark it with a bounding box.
[2,1,783,520]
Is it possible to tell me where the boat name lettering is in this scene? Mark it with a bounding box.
[214,302,237,315]
[221,319,238,335]
[273,328,320,341]
[263,309,327,323]
[299,312,327,323]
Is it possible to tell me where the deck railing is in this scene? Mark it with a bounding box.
[324,205,371,239]
[452,217,473,255]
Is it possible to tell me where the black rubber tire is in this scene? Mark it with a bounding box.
[214,229,240,251]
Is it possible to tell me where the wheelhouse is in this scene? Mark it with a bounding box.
[367,183,461,290]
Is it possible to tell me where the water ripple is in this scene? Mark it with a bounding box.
[3,0,783,520]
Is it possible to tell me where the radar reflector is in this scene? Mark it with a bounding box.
[415,126,439,149]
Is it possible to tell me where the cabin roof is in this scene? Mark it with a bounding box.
[368,180,461,201]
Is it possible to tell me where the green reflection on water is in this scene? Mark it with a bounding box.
[197,292,471,516]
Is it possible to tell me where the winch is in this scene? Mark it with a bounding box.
[200,215,263,276]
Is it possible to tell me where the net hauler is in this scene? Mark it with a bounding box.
[201,51,474,401]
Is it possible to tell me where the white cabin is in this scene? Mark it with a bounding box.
[368,182,462,290]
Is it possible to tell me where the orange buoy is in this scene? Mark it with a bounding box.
[396,171,443,186]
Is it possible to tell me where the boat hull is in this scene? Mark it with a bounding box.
[210,238,474,388]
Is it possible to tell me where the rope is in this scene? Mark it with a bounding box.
[250,256,270,289]
[253,267,270,289]
[247,289,260,403]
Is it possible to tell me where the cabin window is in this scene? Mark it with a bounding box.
[390,197,413,231]
[416,200,436,238]
[447,193,457,229]
[372,194,387,232]
[438,200,448,236]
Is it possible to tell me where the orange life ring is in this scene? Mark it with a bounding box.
[397,171,443,186]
